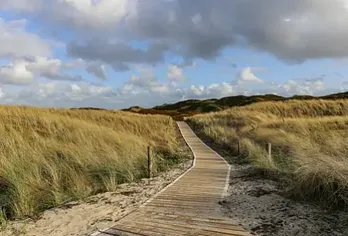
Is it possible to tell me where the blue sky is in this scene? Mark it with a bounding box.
[0,0,348,109]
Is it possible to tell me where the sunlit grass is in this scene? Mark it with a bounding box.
[0,105,190,222]
[188,99,348,208]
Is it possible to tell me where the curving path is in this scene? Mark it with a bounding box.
[91,122,251,236]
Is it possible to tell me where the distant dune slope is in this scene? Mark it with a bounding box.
[123,92,348,120]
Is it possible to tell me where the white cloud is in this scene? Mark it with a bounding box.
[187,83,234,98]
[279,78,326,96]
[51,0,131,29]
[180,77,329,101]
[188,85,205,97]
[236,67,264,84]
[0,75,335,109]
[0,60,33,85]
[127,68,170,94]
[27,57,83,81]
[1,81,118,107]
[0,57,84,84]
[27,57,61,76]
[0,18,51,59]
[167,65,187,82]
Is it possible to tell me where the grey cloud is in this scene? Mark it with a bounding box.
[128,75,157,89]
[41,72,83,81]
[229,0,348,61]
[175,59,196,68]
[6,0,348,65]
[124,0,348,62]
[86,62,108,80]
[341,81,348,90]
[127,0,235,60]
[67,41,168,71]
[0,0,42,12]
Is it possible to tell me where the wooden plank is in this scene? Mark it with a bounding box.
[112,223,186,236]
[127,215,249,233]
[118,219,240,236]
[101,228,146,236]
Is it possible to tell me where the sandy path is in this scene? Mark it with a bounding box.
[0,161,192,236]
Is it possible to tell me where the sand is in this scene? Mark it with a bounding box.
[219,164,348,236]
[0,160,192,236]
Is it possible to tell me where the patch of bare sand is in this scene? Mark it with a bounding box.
[1,160,192,236]
[219,164,348,236]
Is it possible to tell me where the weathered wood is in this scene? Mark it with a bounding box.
[147,146,152,179]
[266,142,272,158]
[91,122,252,236]
[100,228,146,236]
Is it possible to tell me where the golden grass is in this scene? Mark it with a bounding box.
[0,105,190,222]
[188,99,348,208]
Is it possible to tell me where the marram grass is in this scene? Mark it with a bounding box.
[188,99,348,208]
[0,105,190,222]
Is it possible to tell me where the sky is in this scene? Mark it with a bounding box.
[1,0,348,109]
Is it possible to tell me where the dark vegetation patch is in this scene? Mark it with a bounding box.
[122,91,348,120]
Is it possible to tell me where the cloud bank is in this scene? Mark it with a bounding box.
[0,0,348,108]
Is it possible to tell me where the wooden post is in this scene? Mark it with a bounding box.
[237,140,240,155]
[266,143,272,158]
[147,146,152,180]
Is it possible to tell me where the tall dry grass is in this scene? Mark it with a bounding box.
[0,105,190,222]
[188,99,348,208]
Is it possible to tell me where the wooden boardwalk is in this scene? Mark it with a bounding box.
[92,122,252,236]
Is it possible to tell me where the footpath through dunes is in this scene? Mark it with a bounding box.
[91,122,252,236]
